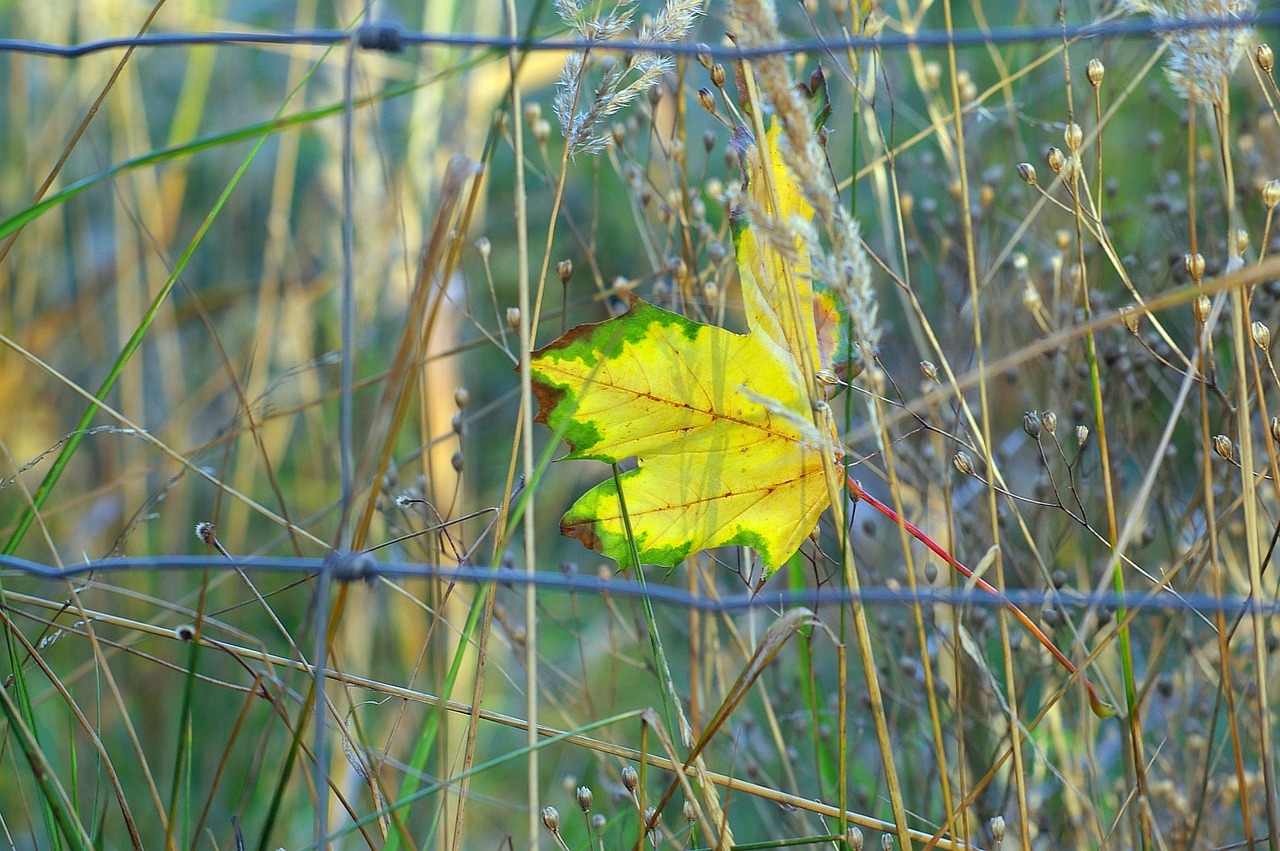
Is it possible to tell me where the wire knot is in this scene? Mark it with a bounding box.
[324,550,377,584]
[355,21,405,53]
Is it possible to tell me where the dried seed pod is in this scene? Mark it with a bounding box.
[1076,425,1090,449]
[695,44,712,69]
[1194,294,1212,324]
[1047,146,1066,174]
[451,451,464,472]
[1041,410,1058,434]
[710,63,726,88]
[621,765,639,793]
[1016,162,1037,185]
[1120,304,1141,334]
[1023,411,1041,439]
[1259,44,1275,73]
[682,800,697,822]
[524,102,541,126]
[881,834,895,850]
[576,785,594,813]
[532,118,551,144]
[989,815,1006,845]
[506,307,521,329]
[557,259,573,283]
[540,806,560,833]
[1064,122,1083,152]
[1234,228,1250,255]
[1022,284,1042,313]
[1271,416,1280,443]
[923,61,942,88]
[1264,179,1280,210]
[953,451,976,476]
[920,360,938,381]
[454,387,470,409]
[847,827,865,851]
[1086,58,1105,87]
[475,237,491,260]
[1252,320,1271,349]
[1184,252,1206,282]
[1213,434,1233,460]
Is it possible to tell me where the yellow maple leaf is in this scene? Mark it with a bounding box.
[530,120,835,573]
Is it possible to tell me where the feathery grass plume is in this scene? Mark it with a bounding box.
[1119,0,1256,103]
[553,0,702,156]
[725,0,880,361]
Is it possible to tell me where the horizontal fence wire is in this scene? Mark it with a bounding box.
[1,554,1276,618]
[0,11,1276,60]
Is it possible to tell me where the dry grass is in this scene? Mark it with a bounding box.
[0,0,1278,848]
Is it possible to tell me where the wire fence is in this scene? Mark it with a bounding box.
[2,554,1277,619]
[3,8,1279,848]
[1,7,1278,619]
[0,10,1276,60]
